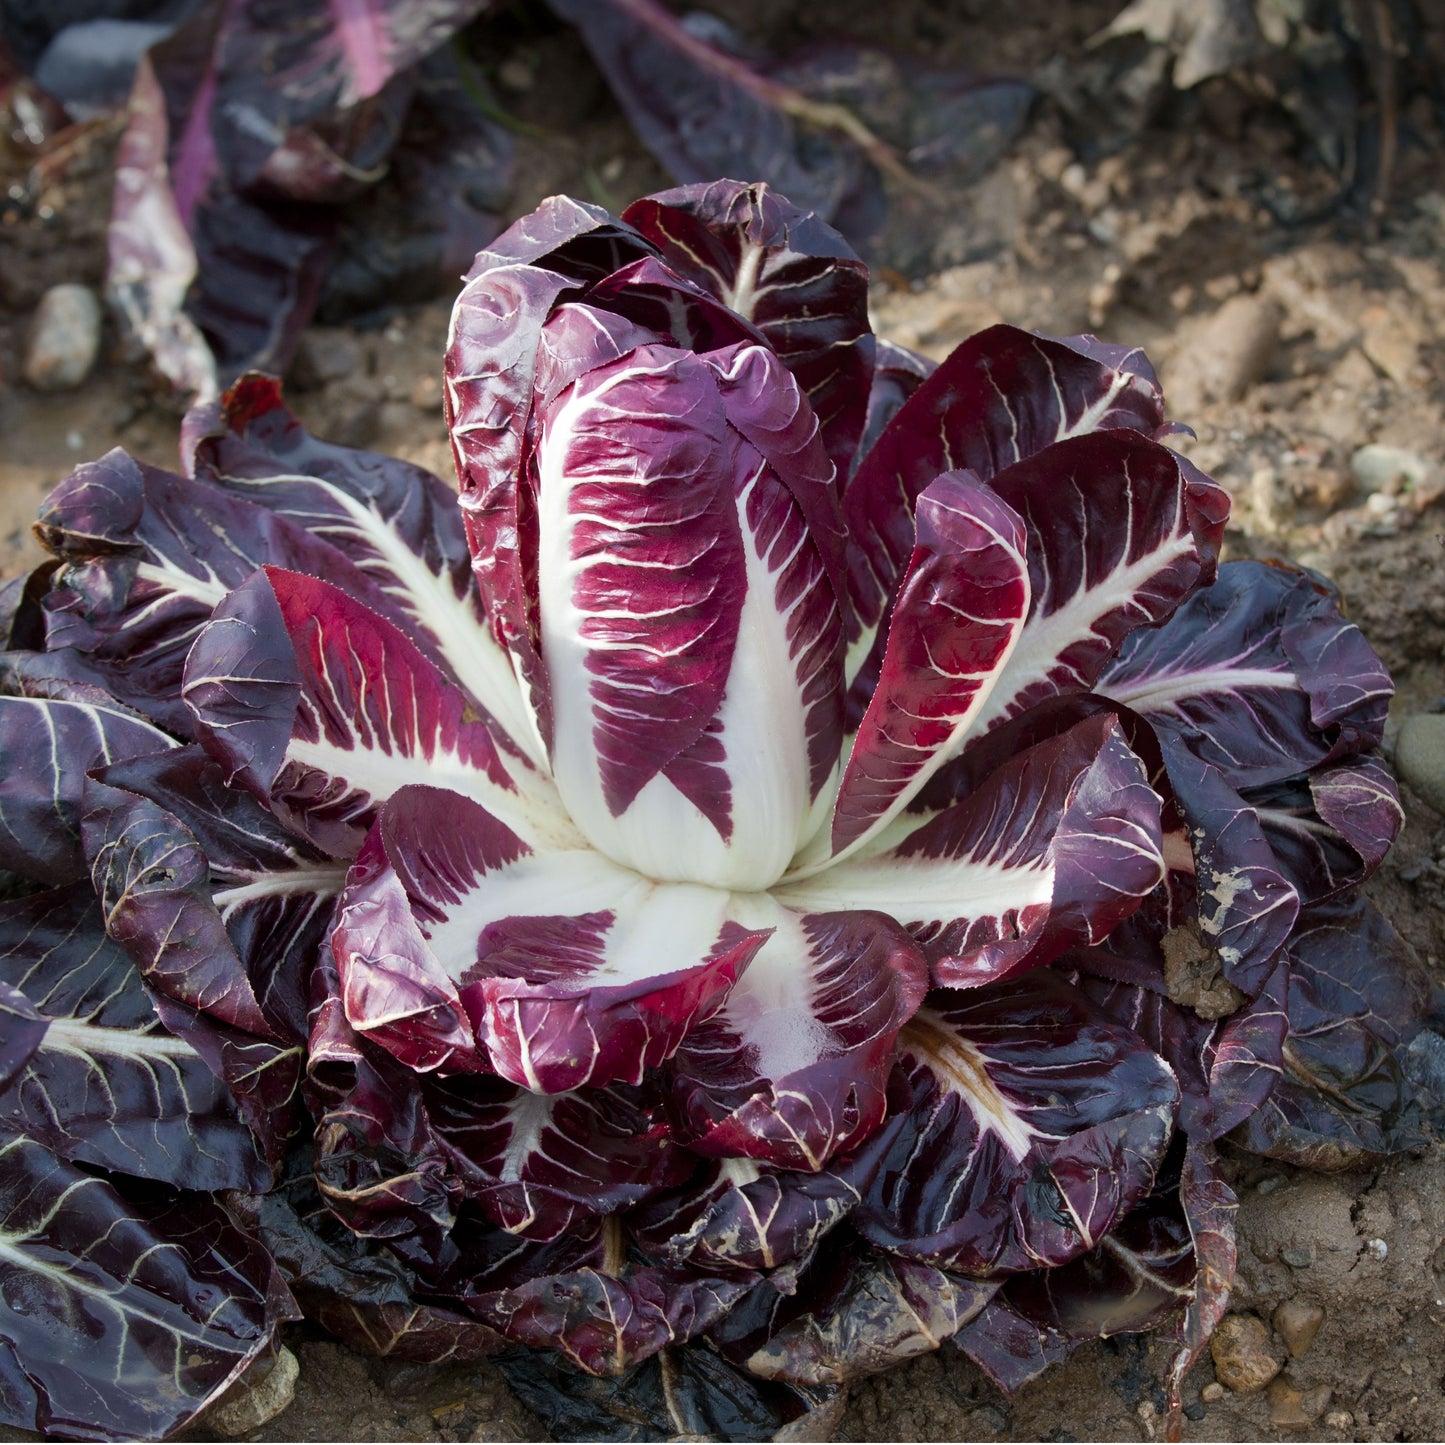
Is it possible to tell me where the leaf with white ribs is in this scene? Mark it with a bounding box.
[182,567,574,859]
[419,1071,695,1241]
[709,1232,997,1386]
[33,447,392,736]
[0,1136,297,1442]
[667,900,928,1171]
[841,326,1175,684]
[1098,560,1392,788]
[629,1155,862,1273]
[90,747,348,1044]
[962,430,1227,740]
[331,784,759,1090]
[781,715,1164,990]
[188,375,545,767]
[0,682,176,885]
[851,972,1178,1276]
[623,180,875,485]
[1246,754,1403,907]
[824,470,1029,858]
[0,882,269,1190]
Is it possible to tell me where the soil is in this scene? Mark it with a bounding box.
[2,3,1443,1442]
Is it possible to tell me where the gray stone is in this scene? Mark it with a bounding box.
[1394,714,1445,814]
[1349,444,1440,497]
[205,1345,299,1437]
[23,284,102,392]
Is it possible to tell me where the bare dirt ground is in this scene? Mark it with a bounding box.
[2,3,1443,1440]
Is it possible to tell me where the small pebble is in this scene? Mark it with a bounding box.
[1200,1382,1226,1403]
[1365,1237,1388,1261]
[1280,1246,1315,1269]
[1211,1314,1283,1394]
[204,1345,298,1436]
[1394,715,1445,814]
[1322,1409,1354,1430]
[1183,1402,1207,1421]
[23,284,101,391]
[1273,1300,1325,1358]
[1349,444,1440,499]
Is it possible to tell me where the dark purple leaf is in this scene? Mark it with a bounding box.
[0,683,175,885]
[851,972,1177,1276]
[1232,895,1443,1168]
[423,1214,757,1377]
[1151,735,1299,995]
[0,561,58,652]
[549,0,865,222]
[498,1344,841,1444]
[306,939,468,1258]
[668,904,927,1172]
[1246,754,1403,906]
[330,784,757,1089]
[0,881,269,1190]
[34,446,387,735]
[951,1290,1073,1395]
[853,337,935,478]
[256,1155,506,1362]
[469,1258,758,1377]
[629,1157,861,1273]
[108,0,492,390]
[954,1181,1197,1393]
[319,50,513,319]
[93,746,346,1044]
[1074,952,1290,1141]
[784,715,1164,990]
[746,1256,995,1386]
[1098,560,1392,788]
[0,1137,297,1442]
[623,180,875,482]
[422,1072,694,1242]
[81,778,277,1040]
[81,778,305,1167]
[709,1231,996,1386]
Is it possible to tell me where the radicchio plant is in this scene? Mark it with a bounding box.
[0,180,1436,1442]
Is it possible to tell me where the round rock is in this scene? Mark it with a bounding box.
[23,284,102,392]
[1210,1313,1283,1394]
[1394,714,1445,814]
[205,1345,299,1436]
